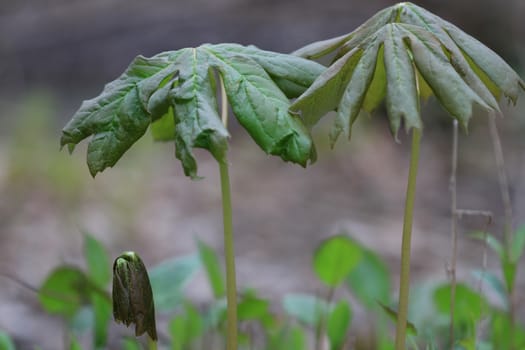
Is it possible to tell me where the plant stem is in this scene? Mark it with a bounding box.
[488,113,516,348]
[220,158,238,350]
[219,75,238,350]
[449,120,459,348]
[488,113,513,251]
[394,128,422,350]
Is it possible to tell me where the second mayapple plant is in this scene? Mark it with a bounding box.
[291,2,524,349]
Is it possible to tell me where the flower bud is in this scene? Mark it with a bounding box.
[112,252,157,341]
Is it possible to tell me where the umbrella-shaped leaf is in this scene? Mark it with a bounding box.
[61,44,325,178]
[291,1,524,141]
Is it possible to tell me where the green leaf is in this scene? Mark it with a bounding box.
[327,299,352,350]
[313,234,362,287]
[62,44,324,177]
[347,245,391,308]
[377,301,418,335]
[491,311,525,349]
[149,254,201,312]
[169,303,204,349]
[38,267,90,317]
[197,240,225,298]
[502,258,517,294]
[0,330,15,350]
[510,224,525,263]
[433,282,487,325]
[267,325,307,350]
[290,47,363,128]
[282,293,329,327]
[69,336,83,350]
[84,233,111,287]
[470,231,504,258]
[291,2,524,141]
[237,291,270,321]
[91,292,112,348]
[121,338,142,350]
[471,270,507,308]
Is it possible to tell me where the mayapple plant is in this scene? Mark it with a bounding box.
[61,43,324,350]
[291,2,524,349]
[61,2,524,349]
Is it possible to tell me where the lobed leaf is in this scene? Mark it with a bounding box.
[292,1,524,142]
[62,44,324,177]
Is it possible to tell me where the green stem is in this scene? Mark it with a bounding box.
[394,128,422,350]
[220,158,238,350]
[219,75,238,350]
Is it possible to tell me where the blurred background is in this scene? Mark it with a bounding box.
[0,0,524,348]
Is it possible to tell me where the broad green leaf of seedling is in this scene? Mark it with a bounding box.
[291,2,524,143]
[313,234,362,287]
[327,299,352,350]
[38,267,91,317]
[84,233,111,287]
[282,293,329,327]
[433,283,487,326]
[347,243,391,308]
[61,44,324,178]
[0,331,15,350]
[197,239,225,298]
[149,254,201,312]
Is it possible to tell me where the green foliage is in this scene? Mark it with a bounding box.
[0,330,15,350]
[38,234,113,348]
[312,234,362,287]
[326,299,352,350]
[39,267,91,317]
[346,242,391,308]
[149,254,201,311]
[197,240,225,298]
[169,303,204,350]
[61,44,324,178]
[84,233,111,287]
[433,283,486,328]
[282,293,329,327]
[291,1,524,143]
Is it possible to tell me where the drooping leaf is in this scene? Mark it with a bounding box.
[62,44,324,178]
[291,2,524,143]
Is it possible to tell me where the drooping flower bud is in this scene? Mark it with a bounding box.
[112,252,157,341]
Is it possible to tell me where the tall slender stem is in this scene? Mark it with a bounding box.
[219,75,238,350]
[449,120,459,348]
[394,128,422,350]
